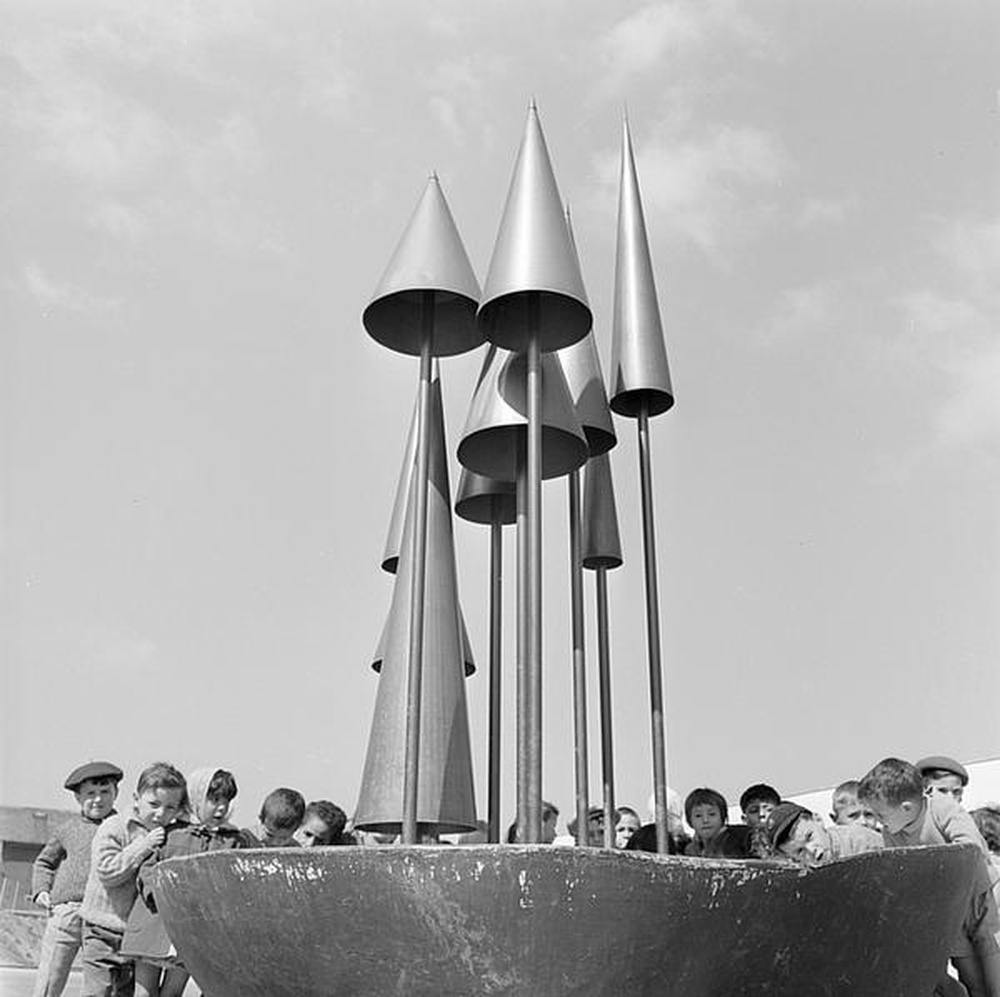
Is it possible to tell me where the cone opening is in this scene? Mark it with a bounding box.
[582,554,623,571]
[478,291,591,353]
[363,291,482,357]
[609,387,675,419]
[458,426,588,481]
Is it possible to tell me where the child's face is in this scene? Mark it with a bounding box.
[779,817,833,868]
[541,809,559,844]
[294,814,335,847]
[615,812,641,849]
[690,804,724,842]
[75,779,118,822]
[924,773,964,804]
[134,787,186,829]
[199,793,232,828]
[742,798,776,829]
[869,798,921,835]
[832,798,879,830]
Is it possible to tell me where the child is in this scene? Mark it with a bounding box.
[614,806,642,849]
[255,787,305,847]
[30,761,123,997]
[683,788,751,859]
[829,779,879,830]
[80,761,188,997]
[294,800,348,847]
[122,767,250,997]
[763,801,882,867]
[739,783,781,858]
[971,806,1000,928]
[917,755,970,805]
[859,757,1000,997]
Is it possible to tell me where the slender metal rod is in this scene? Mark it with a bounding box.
[595,566,616,849]
[487,513,503,844]
[515,453,528,842]
[638,402,669,853]
[568,468,590,846]
[524,295,543,843]
[401,294,435,845]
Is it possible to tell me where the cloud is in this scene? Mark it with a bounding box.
[23,263,122,314]
[762,282,839,343]
[797,196,856,228]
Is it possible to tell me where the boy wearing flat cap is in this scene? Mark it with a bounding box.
[31,761,123,997]
[763,802,882,868]
[917,755,970,807]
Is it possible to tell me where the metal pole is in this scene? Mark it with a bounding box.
[516,449,528,842]
[638,402,669,853]
[596,566,616,848]
[401,292,435,845]
[568,468,590,846]
[487,513,503,843]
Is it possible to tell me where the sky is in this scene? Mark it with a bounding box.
[2,0,999,832]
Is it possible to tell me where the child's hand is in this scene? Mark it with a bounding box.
[145,827,167,849]
[34,891,51,910]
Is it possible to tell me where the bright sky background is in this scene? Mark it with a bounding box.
[3,1,999,832]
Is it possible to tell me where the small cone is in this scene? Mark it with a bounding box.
[363,174,482,357]
[454,468,517,526]
[477,104,591,353]
[608,116,674,418]
[371,602,476,677]
[581,452,623,570]
[457,344,588,481]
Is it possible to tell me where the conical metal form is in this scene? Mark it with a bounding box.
[454,468,517,526]
[370,603,476,677]
[558,336,616,457]
[609,116,674,418]
[364,174,483,357]
[355,380,478,834]
[477,105,592,353]
[457,344,588,481]
[582,452,623,570]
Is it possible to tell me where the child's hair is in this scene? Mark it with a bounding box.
[739,783,780,812]
[136,762,189,812]
[305,800,347,844]
[684,787,728,825]
[208,769,238,803]
[259,787,305,832]
[971,806,1000,853]
[831,779,860,810]
[858,758,924,806]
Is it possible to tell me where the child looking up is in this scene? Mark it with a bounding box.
[683,788,750,859]
[859,758,1000,997]
[829,780,879,830]
[295,800,348,847]
[30,761,123,997]
[255,787,305,847]
[80,762,188,997]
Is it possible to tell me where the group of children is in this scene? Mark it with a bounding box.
[29,753,1000,997]
[30,760,348,997]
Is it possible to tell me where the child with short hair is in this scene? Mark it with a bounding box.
[763,801,882,867]
[294,800,348,847]
[739,783,781,858]
[683,788,751,859]
[122,767,251,997]
[859,757,1000,997]
[829,780,879,830]
[255,787,305,847]
[80,762,188,997]
[30,761,123,997]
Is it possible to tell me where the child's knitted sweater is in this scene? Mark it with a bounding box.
[31,813,113,905]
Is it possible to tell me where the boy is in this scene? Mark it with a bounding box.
[294,800,348,847]
[256,787,305,847]
[917,755,969,805]
[740,783,781,858]
[683,788,751,858]
[30,761,123,997]
[80,761,188,997]
[859,757,1000,997]
[829,779,879,830]
[763,801,882,867]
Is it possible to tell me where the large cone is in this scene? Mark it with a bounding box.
[363,174,482,357]
[355,388,478,834]
[581,452,623,570]
[457,344,588,481]
[454,468,517,526]
[608,116,674,417]
[477,104,591,353]
[371,603,476,677]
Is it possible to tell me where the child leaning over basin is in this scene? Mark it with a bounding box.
[79,761,188,997]
[253,787,306,847]
[859,757,1000,997]
[683,788,751,859]
[294,800,349,847]
[121,766,253,997]
[829,780,879,830]
[762,801,882,867]
[30,761,123,997]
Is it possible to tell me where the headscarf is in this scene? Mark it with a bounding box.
[187,766,230,827]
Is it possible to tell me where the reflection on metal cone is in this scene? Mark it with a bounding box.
[582,452,623,570]
[454,467,517,526]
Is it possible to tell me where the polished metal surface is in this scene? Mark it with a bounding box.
[477,105,591,353]
[567,468,591,846]
[457,344,588,481]
[454,467,517,526]
[371,604,476,678]
[558,333,616,457]
[363,174,482,357]
[581,451,623,570]
[608,116,675,418]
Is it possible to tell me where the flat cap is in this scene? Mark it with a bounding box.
[915,755,969,786]
[762,802,811,850]
[64,761,123,791]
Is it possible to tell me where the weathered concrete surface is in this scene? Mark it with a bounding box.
[154,843,977,996]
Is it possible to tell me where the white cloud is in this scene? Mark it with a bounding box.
[762,282,839,343]
[797,196,856,228]
[23,263,121,314]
